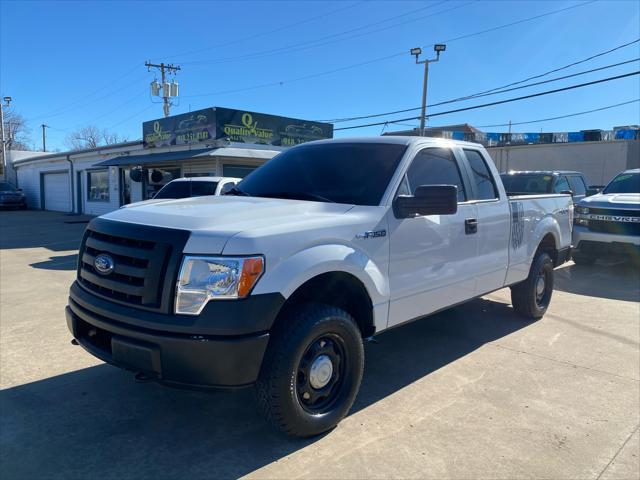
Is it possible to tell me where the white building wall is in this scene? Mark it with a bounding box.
[487,140,638,185]
[16,159,70,209]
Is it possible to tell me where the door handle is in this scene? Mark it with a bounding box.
[465,218,478,234]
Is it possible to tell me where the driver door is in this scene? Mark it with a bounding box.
[387,146,479,328]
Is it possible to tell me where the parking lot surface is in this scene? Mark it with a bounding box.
[1,211,638,480]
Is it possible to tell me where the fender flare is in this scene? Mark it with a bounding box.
[251,243,389,306]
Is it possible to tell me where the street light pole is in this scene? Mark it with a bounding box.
[0,96,12,179]
[411,44,446,136]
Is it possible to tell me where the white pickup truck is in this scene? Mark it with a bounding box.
[66,137,572,437]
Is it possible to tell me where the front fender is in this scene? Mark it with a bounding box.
[251,243,389,307]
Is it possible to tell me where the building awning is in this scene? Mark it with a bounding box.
[94,149,214,167]
[94,145,282,167]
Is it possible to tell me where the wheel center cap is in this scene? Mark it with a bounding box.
[309,354,333,389]
[536,276,545,296]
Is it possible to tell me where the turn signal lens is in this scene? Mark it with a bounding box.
[238,257,265,298]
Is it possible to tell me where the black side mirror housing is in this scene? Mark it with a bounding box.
[394,185,458,218]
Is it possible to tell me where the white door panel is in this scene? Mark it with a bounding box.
[387,203,478,326]
[43,172,71,212]
[475,200,510,294]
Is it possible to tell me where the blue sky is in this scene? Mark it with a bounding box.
[1,0,639,151]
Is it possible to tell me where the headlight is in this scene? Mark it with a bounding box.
[175,256,264,315]
[575,206,589,215]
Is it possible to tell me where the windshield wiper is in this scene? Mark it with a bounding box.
[224,186,250,196]
[257,192,335,203]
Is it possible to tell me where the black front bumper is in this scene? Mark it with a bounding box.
[67,282,285,388]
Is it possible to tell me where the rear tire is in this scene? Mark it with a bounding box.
[255,303,364,438]
[572,251,595,266]
[510,252,554,320]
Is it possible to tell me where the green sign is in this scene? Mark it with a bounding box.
[215,107,333,146]
[143,107,332,148]
[143,108,215,148]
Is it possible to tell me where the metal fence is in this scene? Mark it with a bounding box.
[436,128,640,146]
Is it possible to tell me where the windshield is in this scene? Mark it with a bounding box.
[154,180,219,199]
[236,143,407,205]
[500,174,552,194]
[603,172,640,194]
[0,182,17,192]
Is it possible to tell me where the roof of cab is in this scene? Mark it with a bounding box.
[501,170,583,176]
[168,176,240,182]
[302,136,485,148]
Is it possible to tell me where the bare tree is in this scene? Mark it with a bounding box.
[64,125,127,150]
[2,108,32,151]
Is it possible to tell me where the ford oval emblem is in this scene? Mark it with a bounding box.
[94,253,115,275]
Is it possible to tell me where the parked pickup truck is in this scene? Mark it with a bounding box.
[500,170,590,204]
[66,137,572,437]
[572,168,640,265]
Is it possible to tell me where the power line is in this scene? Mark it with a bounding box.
[27,64,141,121]
[181,0,594,99]
[456,37,640,98]
[475,99,640,128]
[325,56,640,123]
[181,1,462,66]
[159,1,367,61]
[334,71,640,130]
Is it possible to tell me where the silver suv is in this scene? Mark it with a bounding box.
[572,169,640,265]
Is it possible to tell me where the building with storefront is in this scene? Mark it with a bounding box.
[12,107,332,214]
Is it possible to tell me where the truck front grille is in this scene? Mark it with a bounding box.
[77,218,190,313]
[586,207,640,236]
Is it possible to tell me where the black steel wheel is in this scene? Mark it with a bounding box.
[511,252,554,320]
[256,303,364,437]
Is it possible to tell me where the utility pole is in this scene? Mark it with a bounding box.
[410,44,446,136]
[41,124,49,152]
[0,96,12,178]
[145,61,181,117]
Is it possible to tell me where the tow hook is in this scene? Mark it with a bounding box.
[134,372,156,383]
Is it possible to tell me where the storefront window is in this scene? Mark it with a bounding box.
[144,167,181,199]
[87,170,110,202]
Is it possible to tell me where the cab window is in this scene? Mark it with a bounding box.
[463,149,498,200]
[568,176,586,196]
[553,176,571,193]
[405,148,466,202]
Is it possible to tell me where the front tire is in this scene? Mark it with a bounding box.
[510,252,554,320]
[256,303,364,437]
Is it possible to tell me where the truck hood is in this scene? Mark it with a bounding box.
[579,193,640,210]
[101,195,356,253]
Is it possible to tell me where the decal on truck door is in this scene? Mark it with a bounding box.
[511,202,525,250]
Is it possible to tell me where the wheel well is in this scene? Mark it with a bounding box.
[537,233,558,265]
[277,272,375,338]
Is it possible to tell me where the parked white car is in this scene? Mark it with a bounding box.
[154,176,241,199]
[66,137,572,437]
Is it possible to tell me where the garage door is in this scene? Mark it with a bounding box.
[43,172,71,212]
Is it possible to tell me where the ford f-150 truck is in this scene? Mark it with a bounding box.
[572,168,640,265]
[66,137,572,437]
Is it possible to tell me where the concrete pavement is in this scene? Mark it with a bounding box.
[1,210,638,479]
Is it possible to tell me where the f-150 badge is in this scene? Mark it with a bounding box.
[356,230,387,240]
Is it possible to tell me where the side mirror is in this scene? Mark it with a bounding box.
[560,190,573,196]
[394,185,458,218]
